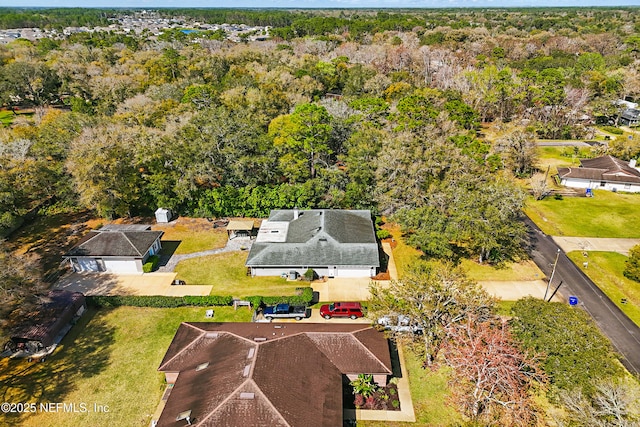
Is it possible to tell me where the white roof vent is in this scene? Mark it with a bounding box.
[247,348,255,359]
[242,365,251,377]
[176,410,192,424]
[239,393,255,400]
[205,332,218,339]
[253,337,267,342]
[195,362,209,372]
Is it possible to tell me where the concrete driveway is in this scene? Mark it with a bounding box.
[54,272,213,296]
[552,236,640,255]
[479,280,564,302]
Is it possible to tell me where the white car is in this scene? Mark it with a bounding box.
[377,315,423,334]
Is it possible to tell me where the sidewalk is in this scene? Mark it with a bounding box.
[350,343,416,423]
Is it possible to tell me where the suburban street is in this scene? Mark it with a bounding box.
[525,217,640,377]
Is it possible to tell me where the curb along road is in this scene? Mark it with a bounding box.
[524,217,640,377]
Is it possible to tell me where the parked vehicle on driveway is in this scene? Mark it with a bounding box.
[319,302,364,320]
[377,314,423,334]
[262,303,307,321]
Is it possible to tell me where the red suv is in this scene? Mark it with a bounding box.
[319,302,364,320]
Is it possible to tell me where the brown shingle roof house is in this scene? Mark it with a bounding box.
[557,155,640,193]
[155,322,393,427]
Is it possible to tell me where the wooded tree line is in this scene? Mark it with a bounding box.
[1,8,639,264]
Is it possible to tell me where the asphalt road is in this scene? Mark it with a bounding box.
[525,217,640,377]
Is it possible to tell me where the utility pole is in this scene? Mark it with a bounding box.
[544,248,561,301]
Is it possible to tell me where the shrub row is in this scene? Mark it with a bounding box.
[86,287,314,309]
[87,295,234,308]
[245,287,314,308]
[601,125,624,135]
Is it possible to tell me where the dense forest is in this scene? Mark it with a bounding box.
[1,7,640,265]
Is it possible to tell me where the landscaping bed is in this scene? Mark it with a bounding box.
[352,381,401,411]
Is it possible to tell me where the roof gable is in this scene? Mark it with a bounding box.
[252,334,342,427]
[199,381,289,427]
[306,332,392,375]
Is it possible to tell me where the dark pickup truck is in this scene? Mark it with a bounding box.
[262,303,307,321]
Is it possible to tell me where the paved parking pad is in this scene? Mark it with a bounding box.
[55,272,212,296]
[479,280,564,302]
[552,236,640,256]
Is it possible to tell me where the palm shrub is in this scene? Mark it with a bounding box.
[350,374,378,398]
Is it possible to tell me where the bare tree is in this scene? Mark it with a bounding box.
[495,127,538,176]
[559,379,640,427]
[441,316,547,426]
[529,171,549,201]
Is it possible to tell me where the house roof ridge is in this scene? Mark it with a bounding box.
[196,379,255,426]
[77,230,101,246]
[304,328,393,374]
[157,323,207,370]
[121,231,143,257]
[249,378,293,427]
[351,331,393,374]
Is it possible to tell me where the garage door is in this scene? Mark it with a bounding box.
[77,258,102,272]
[103,259,139,274]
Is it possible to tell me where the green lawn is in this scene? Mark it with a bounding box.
[524,191,640,237]
[174,251,303,297]
[158,226,228,255]
[0,306,252,427]
[0,109,34,126]
[567,251,640,326]
[460,259,544,282]
[1,305,464,427]
[384,224,423,278]
[537,146,592,170]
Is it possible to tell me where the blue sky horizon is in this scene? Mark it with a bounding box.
[2,1,640,8]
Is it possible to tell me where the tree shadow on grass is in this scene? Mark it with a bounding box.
[0,307,115,424]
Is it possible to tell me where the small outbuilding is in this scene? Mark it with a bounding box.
[620,108,640,126]
[226,219,255,239]
[155,208,173,223]
[64,224,163,274]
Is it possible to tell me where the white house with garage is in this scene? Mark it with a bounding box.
[245,209,380,278]
[557,155,640,193]
[64,224,163,274]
